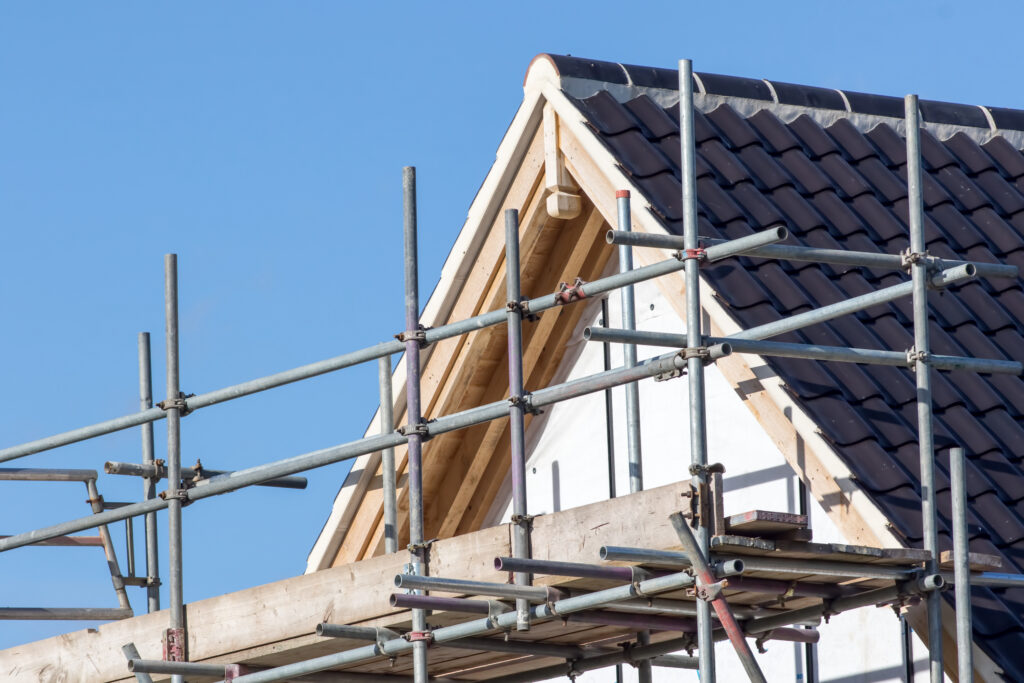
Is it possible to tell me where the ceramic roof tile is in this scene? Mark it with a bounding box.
[973,170,1024,216]
[982,136,1024,178]
[943,132,998,175]
[853,156,907,203]
[560,67,1024,675]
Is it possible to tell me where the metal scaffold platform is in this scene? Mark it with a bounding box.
[1,59,1022,683]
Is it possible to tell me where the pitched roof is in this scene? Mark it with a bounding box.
[542,53,1024,680]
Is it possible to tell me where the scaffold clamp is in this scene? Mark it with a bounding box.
[554,278,587,305]
[157,392,194,416]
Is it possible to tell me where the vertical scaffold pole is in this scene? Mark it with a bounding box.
[505,208,532,632]
[950,446,973,681]
[379,355,398,554]
[164,254,186,681]
[905,94,943,683]
[680,58,715,681]
[601,298,617,501]
[616,190,644,494]
[138,332,161,613]
[615,189,651,683]
[402,167,429,683]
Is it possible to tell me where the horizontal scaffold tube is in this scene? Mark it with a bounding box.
[0,607,132,620]
[0,467,98,482]
[104,461,308,490]
[583,328,1022,375]
[606,229,1018,280]
[599,546,918,581]
[0,348,721,553]
[225,571,697,683]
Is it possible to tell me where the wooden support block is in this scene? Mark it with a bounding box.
[939,550,1003,572]
[726,510,808,536]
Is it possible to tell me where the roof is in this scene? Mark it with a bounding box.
[541,53,1024,680]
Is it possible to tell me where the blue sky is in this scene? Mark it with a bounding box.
[1,1,1021,649]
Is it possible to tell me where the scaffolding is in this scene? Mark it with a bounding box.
[1,59,1023,683]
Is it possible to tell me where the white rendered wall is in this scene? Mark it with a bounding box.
[488,272,945,682]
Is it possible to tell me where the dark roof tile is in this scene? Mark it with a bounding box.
[696,176,746,224]
[929,203,988,251]
[825,118,878,162]
[920,99,991,129]
[865,124,907,166]
[778,149,834,195]
[943,132,998,175]
[619,62,678,91]
[735,145,793,191]
[576,90,638,135]
[700,139,752,186]
[705,104,761,149]
[980,136,1024,179]
[810,192,867,238]
[697,72,773,101]
[972,492,1024,545]
[788,115,840,159]
[919,129,960,171]
[937,405,1002,456]
[799,392,877,445]
[843,440,915,492]
[730,182,786,229]
[606,129,673,178]
[974,171,1024,216]
[843,90,904,119]
[859,396,916,447]
[982,408,1024,455]
[770,186,827,233]
[625,95,681,139]
[934,166,991,212]
[746,110,802,153]
[954,280,1016,331]
[819,154,873,199]
[854,156,907,203]
[987,106,1024,133]
[770,80,846,110]
[851,195,905,242]
[976,450,1024,502]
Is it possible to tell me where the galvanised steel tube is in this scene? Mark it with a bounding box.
[950,446,973,681]
[318,621,588,659]
[616,191,644,496]
[0,468,97,481]
[942,572,1024,588]
[585,329,1022,375]
[394,573,560,602]
[730,264,975,343]
[0,351,702,552]
[129,660,226,676]
[85,478,132,612]
[0,607,133,620]
[906,95,943,683]
[226,570,698,683]
[104,461,308,489]
[496,555,647,582]
[378,355,398,554]
[504,208,531,632]
[669,512,766,683]
[599,545,917,581]
[402,166,429,683]
[164,253,186,682]
[137,332,160,613]
[679,57,715,683]
[122,644,153,683]
[600,298,617,499]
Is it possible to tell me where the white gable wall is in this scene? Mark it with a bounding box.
[488,271,944,682]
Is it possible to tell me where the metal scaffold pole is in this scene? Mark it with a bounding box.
[379,355,398,554]
[615,187,651,683]
[163,254,186,680]
[905,94,943,683]
[679,57,716,681]
[950,446,973,681]
[504,208,533,632]
[402,166,429,683]
[137,332,161,613]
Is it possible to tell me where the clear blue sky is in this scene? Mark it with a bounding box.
[1,1,1021,649]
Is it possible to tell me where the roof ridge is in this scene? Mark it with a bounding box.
[531,54,1024,148]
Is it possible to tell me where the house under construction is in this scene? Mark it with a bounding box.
[2,55,1024,682]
